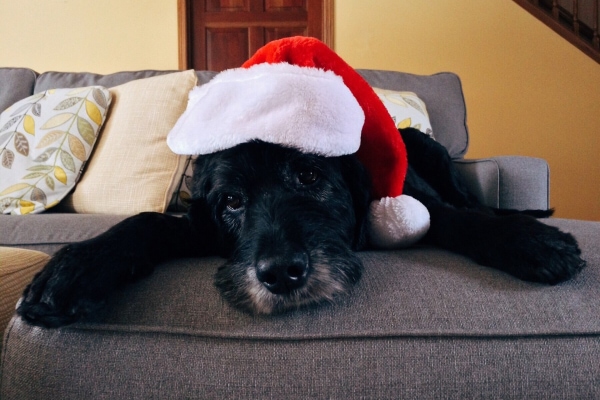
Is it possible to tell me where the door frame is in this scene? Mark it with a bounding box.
[177,0,335,69]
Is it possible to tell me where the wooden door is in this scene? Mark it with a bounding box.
[178,0,333,71]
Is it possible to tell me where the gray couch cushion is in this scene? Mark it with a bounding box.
[495,156,550,210]
[2,219,598,398]
[66,219,600,338]
[0,68,37,112]
[454,159,500,207]
[454,156,550,210]
[0,214,131,255]
[3,320,598,399]
[34,70,174,92]
[34,70,218,92]
[358,70,469,159]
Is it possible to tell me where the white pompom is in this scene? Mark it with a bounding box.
[368,195,430,249]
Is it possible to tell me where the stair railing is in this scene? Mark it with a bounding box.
[514,0,600,63]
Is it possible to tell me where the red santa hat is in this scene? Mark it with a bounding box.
[167,36,429,248]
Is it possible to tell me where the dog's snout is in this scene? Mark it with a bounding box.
[256,253,309,294]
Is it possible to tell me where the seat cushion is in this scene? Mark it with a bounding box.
[2,219,599,399]
[0,213,131,255]
[58,219,600,338]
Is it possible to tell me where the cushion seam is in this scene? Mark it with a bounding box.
[67,324,600,341]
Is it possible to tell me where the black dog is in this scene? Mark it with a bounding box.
[17,128,585,327]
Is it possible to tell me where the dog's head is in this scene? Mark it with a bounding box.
[188,140,371,314]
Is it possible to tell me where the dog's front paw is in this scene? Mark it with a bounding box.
[491,215,586,284]
[17,244,110,328]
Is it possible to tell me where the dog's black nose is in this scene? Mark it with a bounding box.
[256,253,310,294]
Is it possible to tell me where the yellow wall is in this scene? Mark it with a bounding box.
[0,0,178,73]
[335,0,600,220]
[0,0,598,220]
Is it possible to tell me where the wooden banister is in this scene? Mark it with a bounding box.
[514,0,600,64]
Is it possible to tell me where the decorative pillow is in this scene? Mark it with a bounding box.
[0,86,111,214]
[59,70,198,214]
[372,87,434,139]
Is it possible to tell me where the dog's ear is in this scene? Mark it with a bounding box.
[340,155,372,250]
[190,155,214,200]
[185,155,221,253]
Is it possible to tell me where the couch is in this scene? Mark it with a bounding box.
[1,67,599,399]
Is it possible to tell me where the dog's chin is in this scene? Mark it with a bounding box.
[214,250,363,315]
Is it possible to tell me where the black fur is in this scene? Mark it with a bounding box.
[400,128,584,284]
[17,129,585,327]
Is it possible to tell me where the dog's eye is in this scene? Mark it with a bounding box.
[298,170,319,185]
[225,195,243,211]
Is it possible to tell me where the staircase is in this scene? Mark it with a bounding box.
[514,0,600,63]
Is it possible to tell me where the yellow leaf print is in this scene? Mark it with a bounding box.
[68,134,87,161]
[0,182,30,196]
[19,200,35,215]
[85,100,102,125]
[41,113,74,129]
[54,166,67,185]
[37,130,65,148]
[397,118,412,129]
[23,115,35,135]
[68,87,89,96]
[386,94,408,107]
[77,117,95,145]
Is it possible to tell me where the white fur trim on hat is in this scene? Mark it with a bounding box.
[167,62,365,156]
[368,195,430,248]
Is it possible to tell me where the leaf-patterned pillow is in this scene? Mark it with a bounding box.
[0,86,111,215]
[372,87,434,139]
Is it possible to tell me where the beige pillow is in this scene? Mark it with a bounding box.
[60,70,198,214]
[0,247,50,334]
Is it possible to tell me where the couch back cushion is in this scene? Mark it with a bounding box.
[36,69,468,158]
[28,68,469,159]
[358,70,469,159]
[15,68,467,214]
[34,70,176,93]
[0,68,37,113]
[34,70,218,93]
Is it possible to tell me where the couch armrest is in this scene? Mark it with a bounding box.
[453,156,550,210]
